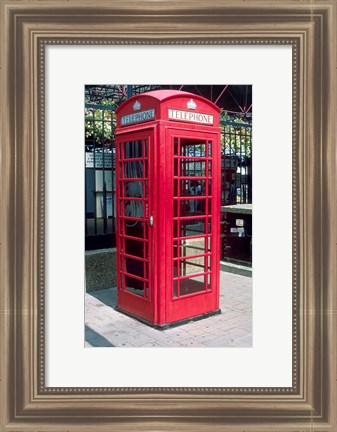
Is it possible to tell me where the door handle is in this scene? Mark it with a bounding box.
[149,216,154,227]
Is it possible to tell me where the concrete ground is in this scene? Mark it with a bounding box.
[85,271,252,348]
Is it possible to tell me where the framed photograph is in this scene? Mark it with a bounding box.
[84,84,254,349]
[1,1,336,431]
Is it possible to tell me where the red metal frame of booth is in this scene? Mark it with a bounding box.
[115,90,221,328]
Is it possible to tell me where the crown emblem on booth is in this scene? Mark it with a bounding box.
[187,99,197,110]
[133,100,141,110]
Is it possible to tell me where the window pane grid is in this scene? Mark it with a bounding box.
[123,272,147,282]
[173,252,209,261]
[120,253,149,263]
[118,138,149,300]
[173,271,211,282]
[120,234,149,242]
[172,137,213,298]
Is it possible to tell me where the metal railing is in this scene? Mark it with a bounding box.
[221,121,252,206]
[220,121,252,265]
[85,104,116,250]
[85,108,252,251]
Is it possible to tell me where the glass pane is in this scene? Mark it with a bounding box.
[183,237,211,253]
[174,179,207,197]
[179,219,206,237]
[206,236,211,252]
[124,140,144,158]
[122,200,143,218]
[125,276,144,296]
[174,158,179,177]
[180,199,207,217]
[207,142,212,157]
[143,139,148,157]
[124,180,144,198]
[180,140,206,157]
[180,275,206,296]
[174,138,179,156]
[189,180,203,196]
[173,280,179,298]
[125,257,144,278]
[173,261,179,278]
[119,162,124,179]
[208,161,212,176]
[124,220,144,237]
[186,236,211,253]
[124,160,144,178]
[173,200,179,218]
[124,237,145,259]
[207,198,212,214]
[180,160,206,177]
[174,239,207,257]
[180,256,205,276]
[207,273,211,290]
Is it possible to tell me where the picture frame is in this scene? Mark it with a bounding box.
[1,1,336,430]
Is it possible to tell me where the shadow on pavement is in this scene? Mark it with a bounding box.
[85,324,115,347]
[89,288,117,309]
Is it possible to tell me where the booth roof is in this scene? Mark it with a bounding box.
[117,89,221,113]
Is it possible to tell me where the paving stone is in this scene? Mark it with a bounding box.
[236,334,253,346]
[226,327,251,339]
[182,326,210,337]
[204,336,239,347]
[179,338,208,347]
[193,332,220,343]
[139,341,168,347]
[85,320,104,332]
[85,271,252,348]
[161,329,193,342]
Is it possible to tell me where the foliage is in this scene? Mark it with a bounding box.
[220,111,252,158]
[85,100,117,148]
[84,103,252,158]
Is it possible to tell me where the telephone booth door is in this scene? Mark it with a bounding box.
[115,130,154,323]
[166,129,221,324]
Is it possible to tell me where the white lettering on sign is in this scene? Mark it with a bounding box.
[168,109,214,125]
[86,152,113,169]
[121,109,155,125]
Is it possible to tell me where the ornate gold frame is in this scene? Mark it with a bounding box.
[1,1,336,430]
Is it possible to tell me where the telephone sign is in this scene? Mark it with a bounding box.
[121,109,155,126]
[168,109,214,124]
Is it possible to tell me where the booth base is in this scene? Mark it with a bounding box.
[115,306,222,331]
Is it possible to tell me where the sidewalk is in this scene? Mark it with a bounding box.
[85,271,252,348]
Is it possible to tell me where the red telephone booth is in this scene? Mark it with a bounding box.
[115,90,221,329]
